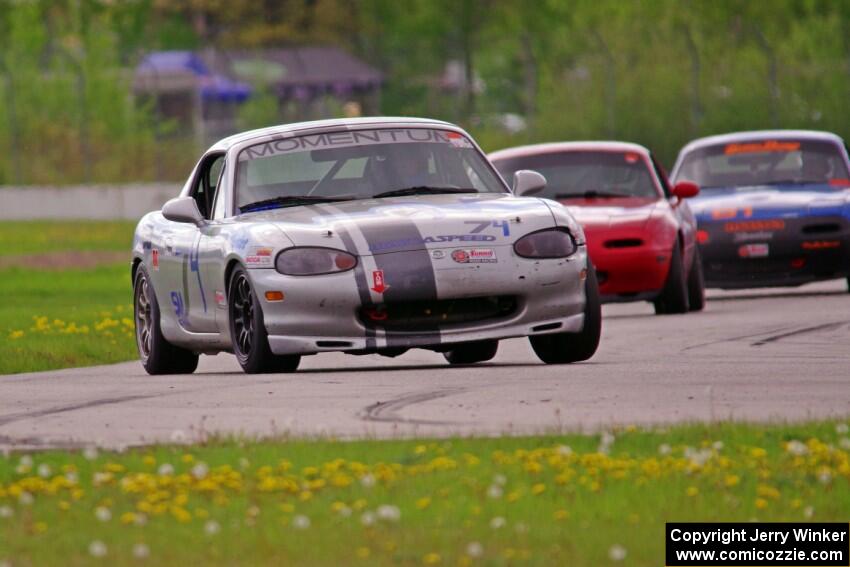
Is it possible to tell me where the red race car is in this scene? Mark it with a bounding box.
[490,142,705,314]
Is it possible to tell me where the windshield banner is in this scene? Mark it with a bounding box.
[239,129,472,162]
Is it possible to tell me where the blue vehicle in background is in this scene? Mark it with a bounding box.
[670,130,850,291]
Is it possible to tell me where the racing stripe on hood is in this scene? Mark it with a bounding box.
[317,202,441,348]
[309,204,377,350]
[358,218,441,348]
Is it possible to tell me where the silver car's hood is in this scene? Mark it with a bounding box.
[238,193,556,253]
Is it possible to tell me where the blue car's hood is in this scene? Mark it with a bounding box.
[691,183,850,221]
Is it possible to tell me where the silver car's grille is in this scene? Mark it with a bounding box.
[359,295,518,331]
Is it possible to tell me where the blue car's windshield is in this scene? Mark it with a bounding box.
[675,138,850,190]
[235,128,506,213]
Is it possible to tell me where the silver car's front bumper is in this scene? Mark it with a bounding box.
[250,245,588,356]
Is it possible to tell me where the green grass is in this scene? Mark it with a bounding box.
[0,264,135,374]
[0,221,137,374]
[0,421,848,566]
[0,221,136,256]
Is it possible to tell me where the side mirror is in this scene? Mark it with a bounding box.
[162,196,205,225]
[513,169,547,197]
[671,180,699,200]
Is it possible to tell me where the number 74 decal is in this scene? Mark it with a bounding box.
[465,220,511,236]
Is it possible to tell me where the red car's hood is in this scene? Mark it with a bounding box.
[557,196,660,230]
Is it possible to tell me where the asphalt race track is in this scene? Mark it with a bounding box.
[1,281,849,450]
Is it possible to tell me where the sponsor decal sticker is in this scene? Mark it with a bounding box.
[738,243,769,258]
[624,152,640,163]
[245,247,274,267]
[802,240,841,250]
[451,248,497,264]
[724,219,785,233]
[431,250,445,259]
[152,249,159,270]
[214,290,226,308]
[369,233,496,253]
[371,270,389,294]
[724,140,800,154]
[240,129,472,161]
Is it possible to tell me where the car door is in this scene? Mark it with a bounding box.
[185,153,226,333]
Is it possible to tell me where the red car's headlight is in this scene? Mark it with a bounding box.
[514,228,577,258]
[275,247,357,276]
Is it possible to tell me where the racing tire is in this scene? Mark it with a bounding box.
[687,246,706,312]
[529,261,602,364]
[228,266,300,374]
[443,340,499,365]
[653,240,690,315]
[133,265,199,375]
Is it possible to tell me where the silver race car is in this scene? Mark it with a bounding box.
[131,117,600,374]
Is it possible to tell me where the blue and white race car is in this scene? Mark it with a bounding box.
[670,130,850,290]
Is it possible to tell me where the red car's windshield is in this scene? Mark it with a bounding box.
[493,151,660,199]
[675,139,850,190]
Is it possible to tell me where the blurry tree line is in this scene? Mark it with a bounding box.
[1,0,849,185]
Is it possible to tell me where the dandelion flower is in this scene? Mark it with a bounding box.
[836,423,849,435]
[360,511,376,526]
[489,516,506,529]
[608,544,627,561]
[132,543,150,559]
[95,507,112,522]
[157,463,174,476]
[89,540,107,558]
[423,552,441,565]
[785,440,808,456]
[191,462,209,479]
[356,546,370,559]
[531,483,546,495]
[83,447,98,461]
[658,443,672,456]
[817,470,832,485]
[18,492,33,506]
[416,497,431,510]
[0,506,13,519]
[804,506,814,519]
[557,445,573,456]
[204,520,220,535]
[515,522,529,533]
[37,464,51,478]
[360,474,376,488]
[292,515,310,529]
[492,474,507,486]
[486,485,503,499]
[377,505,400,522]
[466,541,483,558]
[839,437,850,450]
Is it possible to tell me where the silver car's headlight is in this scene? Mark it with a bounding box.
[514,228,577,258]
[275,247,357,276]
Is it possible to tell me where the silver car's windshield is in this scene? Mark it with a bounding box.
[235,128,506,213]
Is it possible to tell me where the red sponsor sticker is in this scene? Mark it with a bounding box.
[738,243,769,258]
[152,249,159,270]
[371,269,389,293]
[624,152,639,164]
[451,248,496,263]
